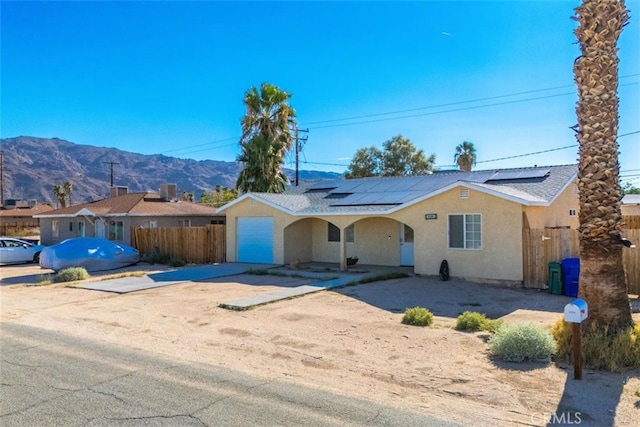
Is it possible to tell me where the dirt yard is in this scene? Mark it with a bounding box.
[1,263,639,426]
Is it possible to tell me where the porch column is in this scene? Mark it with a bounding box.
[339,227,347,271]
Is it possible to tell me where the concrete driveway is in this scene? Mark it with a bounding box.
[79,263,278,293]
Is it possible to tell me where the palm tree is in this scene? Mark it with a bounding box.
[63,181,73,206]
[573,0,632,331]
[454,141,476,172]
[53,184,66,209]
[236,83,296,192]
[237,133,289,193]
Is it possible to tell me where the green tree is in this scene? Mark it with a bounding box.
[454,141,477,172]
[380,135,434,176]
[344,146,381,178]
[200,186,238,208]
[573,0,632,331]
[236,83,296,193]
[345,135,435,179]
[621,182,640,195]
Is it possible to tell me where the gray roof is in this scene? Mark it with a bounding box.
[223,164,577,216]
[622,194,640,205]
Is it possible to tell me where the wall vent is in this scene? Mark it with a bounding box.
[459,189,470,199]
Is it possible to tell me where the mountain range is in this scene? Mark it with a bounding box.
[0,136,342,205]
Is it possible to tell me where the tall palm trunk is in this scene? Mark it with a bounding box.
[573,0,632,331]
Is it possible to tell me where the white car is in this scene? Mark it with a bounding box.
[0,237,44,264]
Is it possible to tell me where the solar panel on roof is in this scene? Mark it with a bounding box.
[309,181,341,191]
[330,191,423,206]
[485,169,550,182]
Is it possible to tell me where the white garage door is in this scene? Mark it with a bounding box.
[237,217,274,264]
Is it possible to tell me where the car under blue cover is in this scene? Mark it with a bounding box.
[39,237,140,272]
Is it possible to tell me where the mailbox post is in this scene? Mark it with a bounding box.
[564,299,588,380]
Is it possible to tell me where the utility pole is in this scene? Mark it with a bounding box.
[294,128,308,186]
[103,161,120,187]
[0,151,4,206]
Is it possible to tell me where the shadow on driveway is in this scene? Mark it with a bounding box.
[332,275,573,320]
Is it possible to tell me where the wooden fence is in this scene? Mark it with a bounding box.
[623,215,640,229]
[523,227,640,294]
[131,225,226,264]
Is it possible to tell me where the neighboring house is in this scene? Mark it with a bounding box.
[35,186,224,246]
[219,165,579,285]
[621,194,640,216]
[0,200,53,233]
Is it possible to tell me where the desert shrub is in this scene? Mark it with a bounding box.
[456,311,503,333]
[550,319,640,372]
[37,274,53,285]
[141,251,185,267]
[402,307,434,327]
[167,256,186,267]
[52,267,90,283]
[489,323,556,362]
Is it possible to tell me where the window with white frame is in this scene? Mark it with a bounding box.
[178,219,191,227]
[448,214,482,249]
[327,223,355,243]
[345,224,355,243]
[108,220,124,241]
[52,221,59,240]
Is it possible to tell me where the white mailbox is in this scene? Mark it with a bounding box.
[564,299,588,323]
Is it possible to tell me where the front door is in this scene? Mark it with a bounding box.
[400,224,414,266]
[95,220,106,238]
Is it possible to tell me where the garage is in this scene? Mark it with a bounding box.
[237,217,274,263]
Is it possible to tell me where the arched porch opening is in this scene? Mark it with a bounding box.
[283,216,414,269]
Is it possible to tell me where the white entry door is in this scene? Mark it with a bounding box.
[95,220,106,238]
[237,217,274,263]
[400,224,414,266]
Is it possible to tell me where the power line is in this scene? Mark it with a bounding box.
[306,82,639,130]
[161,137,238,155]
[300,74,639,127]
[151,77,639,158]
[302,130,639,170]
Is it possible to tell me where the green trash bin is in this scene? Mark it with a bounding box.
[548,262,562,295]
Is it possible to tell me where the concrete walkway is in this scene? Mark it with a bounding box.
[218,272,370,310]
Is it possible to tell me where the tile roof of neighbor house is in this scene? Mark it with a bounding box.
[219,164,578,216]
[34,192,222,218]
[622,194,640,205]
[0,204,54,218]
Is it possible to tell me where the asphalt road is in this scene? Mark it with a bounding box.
[1,323,459,427]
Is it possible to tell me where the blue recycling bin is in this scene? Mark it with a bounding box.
[561,258,580,297]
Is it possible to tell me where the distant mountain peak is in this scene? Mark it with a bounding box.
[0,136,342,204]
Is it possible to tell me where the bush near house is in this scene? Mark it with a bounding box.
[141,251,186,267]
[401,307,434,327]
[550,319,640,372]
[489,323,557,362]
[455,311,503,333]
[52,267,90,283]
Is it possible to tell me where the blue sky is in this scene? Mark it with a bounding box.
[1,1,639,184]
